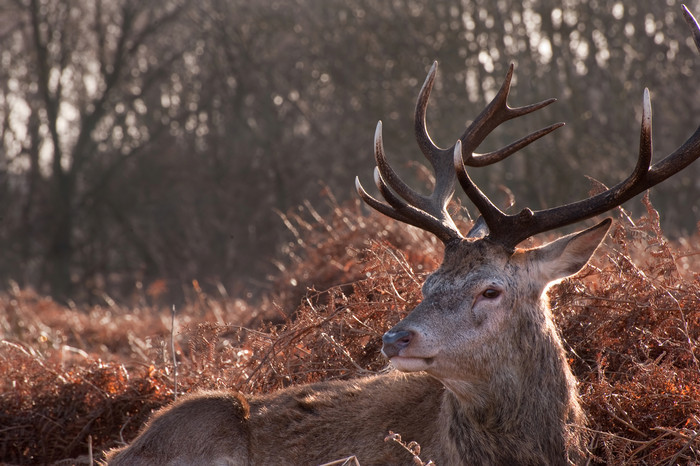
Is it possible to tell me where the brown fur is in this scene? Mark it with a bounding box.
[106,222,610,465]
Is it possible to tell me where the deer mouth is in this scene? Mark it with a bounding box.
[389,356,434,372]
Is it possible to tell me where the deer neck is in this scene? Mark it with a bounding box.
[436,305,583,464]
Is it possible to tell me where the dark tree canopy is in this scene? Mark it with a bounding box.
[0,0,698,302]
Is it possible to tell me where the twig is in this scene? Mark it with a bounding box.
[319,456,361,466]
[384,431,434,465]
[319,332,373,375]
[171,304,178,401]
[118,416,131,445]
[670,429,700,464]
[577,425,648,445]
[608,397,647,438]
[88,434,93,466]
[626,429,674,461]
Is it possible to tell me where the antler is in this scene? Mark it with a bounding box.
[357,5,700,249]
[355,61,563,243]
[454,4,700,249]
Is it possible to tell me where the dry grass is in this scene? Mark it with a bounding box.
[555,196,700,464]
[1,195,698,464]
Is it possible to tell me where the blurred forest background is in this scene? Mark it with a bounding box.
[0,0,698,304]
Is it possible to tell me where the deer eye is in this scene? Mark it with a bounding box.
[481,288,501,299]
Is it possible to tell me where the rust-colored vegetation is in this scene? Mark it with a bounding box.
[1,196,699,464]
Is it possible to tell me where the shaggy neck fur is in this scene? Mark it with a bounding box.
[437,302,584,465]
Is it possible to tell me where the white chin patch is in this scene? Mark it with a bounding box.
[390,356,431,372]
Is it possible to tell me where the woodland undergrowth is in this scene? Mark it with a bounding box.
[1,195,698,464]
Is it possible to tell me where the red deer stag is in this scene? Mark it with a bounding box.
[107,6,700,465]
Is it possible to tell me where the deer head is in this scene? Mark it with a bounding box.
[356,5,700,399]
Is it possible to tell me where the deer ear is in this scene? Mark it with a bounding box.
[530,218,612,283]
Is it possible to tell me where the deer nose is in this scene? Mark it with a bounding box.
[382,330,413,359]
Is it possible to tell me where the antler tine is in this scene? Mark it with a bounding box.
[415,62,564,168]
[453,140,537,241]
[374,120,461,238]
[355,119,462,243]
[355,171,460,243]
[414,61,442,163]
[471,122,565,167]
[623,88,653,192]
[458,64,563,166]
[374,121,444,210]
[355,175,415,227]
[683,4,700,52]
[453,140,505,225]
[412,62,459,211]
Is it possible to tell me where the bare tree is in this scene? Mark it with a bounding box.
[0,0,697,302]
[0,0,196,298]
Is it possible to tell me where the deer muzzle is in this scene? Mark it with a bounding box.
[381,329,413,359]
